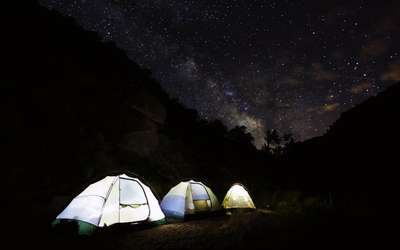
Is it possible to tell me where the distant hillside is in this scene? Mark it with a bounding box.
[280,82,400,213]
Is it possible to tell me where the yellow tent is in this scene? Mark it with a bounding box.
[222,183,256,209]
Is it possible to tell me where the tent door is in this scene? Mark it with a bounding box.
[119,178,150,223]
[190,183,211,211]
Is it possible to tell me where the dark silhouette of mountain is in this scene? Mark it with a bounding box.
[280,82,400,214]
[4,0,168,191]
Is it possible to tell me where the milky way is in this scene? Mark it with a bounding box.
[40,0,400,147]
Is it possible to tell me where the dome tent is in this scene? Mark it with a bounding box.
[222,183,256,209]
[53,174,165,235]
[160,180,220,219]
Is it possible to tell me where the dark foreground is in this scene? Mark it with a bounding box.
[33,209,383,250]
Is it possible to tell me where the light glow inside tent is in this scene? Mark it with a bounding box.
[160,180,220,219]
[54,174,165,234]
[222,184,256,209]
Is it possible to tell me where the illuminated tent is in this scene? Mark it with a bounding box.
[53,174,165,235]
[222,183,256,209]
[160,180,220,219]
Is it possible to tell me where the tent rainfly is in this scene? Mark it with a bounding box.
[53,174,165,235]
[222,183,256,209]
[160,180,220,219]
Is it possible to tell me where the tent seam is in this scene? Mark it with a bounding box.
[98,177,118,227]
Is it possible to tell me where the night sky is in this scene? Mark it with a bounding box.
[40,0,400,147]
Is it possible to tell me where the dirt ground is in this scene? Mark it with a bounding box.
[45,209,335,250]
[16,208,382,250]
[109,210,279,250]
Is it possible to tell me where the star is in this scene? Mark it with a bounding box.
[40,0,400,145]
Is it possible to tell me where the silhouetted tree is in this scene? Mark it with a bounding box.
[263,129,280,153]
[282,132,295,148]
[263,130,295,155]
[227,126,254,145]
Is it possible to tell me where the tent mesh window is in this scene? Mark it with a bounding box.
[190,183,211,211]
[118,178,150,223]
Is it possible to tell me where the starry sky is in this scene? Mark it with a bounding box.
[40,0,400,147]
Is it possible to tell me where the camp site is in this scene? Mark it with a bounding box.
[5,1,398,249]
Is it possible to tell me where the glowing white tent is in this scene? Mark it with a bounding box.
[160,180,220,219]
[53,174,165,234]
[222,183,256,209]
